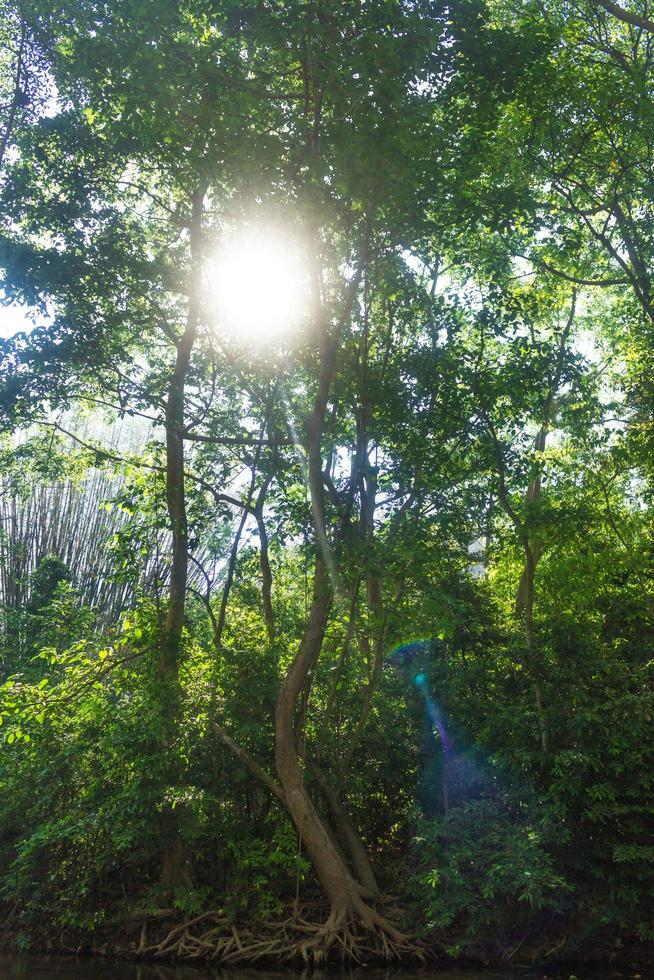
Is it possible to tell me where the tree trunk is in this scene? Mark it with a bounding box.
[275,556,360,911]
[520,538,550,754]
[309,761,379,896]
[158,182,205,893]
[511,293,576,754]
[274,306,380,929]
[341,455,386,777]
[256,506,276,642]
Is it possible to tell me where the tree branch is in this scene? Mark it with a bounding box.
[213,723,285,802]
[594,0,654,33]
[182,431,293,447]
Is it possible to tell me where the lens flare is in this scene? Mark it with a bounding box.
[387,639,429,667]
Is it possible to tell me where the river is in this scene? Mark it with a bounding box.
[0,955,631,979]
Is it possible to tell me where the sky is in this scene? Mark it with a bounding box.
[0,303,38,339]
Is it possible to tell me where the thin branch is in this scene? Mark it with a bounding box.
[182,431,292,447]
[46,422,262,523]
[522,252,629,287]
[212,722,285,802]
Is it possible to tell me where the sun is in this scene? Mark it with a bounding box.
[210,225,308,345]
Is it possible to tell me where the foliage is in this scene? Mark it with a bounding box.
[409,796,570,956]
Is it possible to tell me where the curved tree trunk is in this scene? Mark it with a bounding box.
[270,251,412,959]
[275,555,362,913]
[274,301,376,922]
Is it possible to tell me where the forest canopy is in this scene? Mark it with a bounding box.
[0,0,653,967]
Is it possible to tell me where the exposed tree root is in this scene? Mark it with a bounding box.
[121,899,428,965]
[296,899,425,964]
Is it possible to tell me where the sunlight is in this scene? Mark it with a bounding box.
[0,296,54,339]
[210,226,308,345]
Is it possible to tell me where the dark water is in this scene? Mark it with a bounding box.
[0,957,634,980]
[0,962,505,980]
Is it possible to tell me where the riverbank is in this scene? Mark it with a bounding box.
[1,904,651,975]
